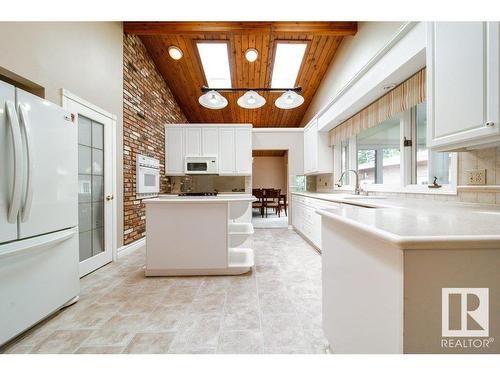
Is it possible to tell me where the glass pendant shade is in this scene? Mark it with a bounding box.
[237,90,266,109]
[198,90,228,109]
[275,90,304,109]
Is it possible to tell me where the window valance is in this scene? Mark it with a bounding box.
[329,68,426,145]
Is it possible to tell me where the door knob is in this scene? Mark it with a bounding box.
[106,194,114,201]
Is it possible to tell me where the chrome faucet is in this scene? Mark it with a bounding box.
[335,169,365,195]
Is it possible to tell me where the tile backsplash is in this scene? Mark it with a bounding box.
[166,175,248,194]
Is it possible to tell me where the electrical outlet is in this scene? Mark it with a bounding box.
[465,169,487,185]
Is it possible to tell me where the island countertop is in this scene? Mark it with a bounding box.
[292,191,500,249]
[144,194,256,204]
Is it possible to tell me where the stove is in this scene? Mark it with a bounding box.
[177,192,218,197]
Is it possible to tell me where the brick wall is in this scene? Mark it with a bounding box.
[123,34,187,245]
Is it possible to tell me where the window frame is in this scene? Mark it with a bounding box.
[333,105,458,195]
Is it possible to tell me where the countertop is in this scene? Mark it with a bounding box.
[144,194,256,204]
[292,191,500,249]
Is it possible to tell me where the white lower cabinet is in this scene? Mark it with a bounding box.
[291,194,340,250]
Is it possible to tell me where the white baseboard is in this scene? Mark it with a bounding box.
[117,237,146,258]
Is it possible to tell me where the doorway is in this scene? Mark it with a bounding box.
[62,90,117,277]
[251,150,289,229]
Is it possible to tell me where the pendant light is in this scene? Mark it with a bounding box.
[199,90,228,109]
[237,90,266,109]
[275,90,304,109]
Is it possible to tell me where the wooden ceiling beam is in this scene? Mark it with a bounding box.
[124,22,357,36]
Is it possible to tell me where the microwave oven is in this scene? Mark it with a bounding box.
[184,156,218,175]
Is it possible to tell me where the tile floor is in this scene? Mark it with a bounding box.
[1,228,327,354]
[252,211,289,228]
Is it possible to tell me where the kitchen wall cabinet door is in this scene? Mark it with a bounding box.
[202,127,219,156]
[303,119,332,175]
[165,126,185,175]
[427,22,500,151]
[184,127,202,156]
[235,127,252,175]
[218,128,236,175]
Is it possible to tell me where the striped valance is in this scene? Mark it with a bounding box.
[329,68,426,145]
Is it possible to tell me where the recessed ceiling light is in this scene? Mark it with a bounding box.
[199,90,228,110]
[237,90,266,109]
[275,90,304,109]
[168,46,183,60]
[245,48,258,62]
[383,83,396,91]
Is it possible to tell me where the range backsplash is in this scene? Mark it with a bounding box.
[166,175,249,194]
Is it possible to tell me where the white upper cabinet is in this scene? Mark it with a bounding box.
[165,126,185,175]
[303,118,333,175]
[427,22,500,151]
[218,128,236,175]
[202,127,219,156]
[165,124,252,176]
[184,127,202,156]
[234,127,252,176]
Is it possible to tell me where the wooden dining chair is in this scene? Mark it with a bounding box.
[279,193,287,216]
[252,188,264,217]
[263,188,281,217]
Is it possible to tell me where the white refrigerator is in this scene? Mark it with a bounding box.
[0,80,79,346]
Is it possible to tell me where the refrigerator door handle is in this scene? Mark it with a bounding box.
[0,227,77,260]
[5,100,23,224]
[18,104,34,222]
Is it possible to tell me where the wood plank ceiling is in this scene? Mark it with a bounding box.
[252,150,287,157]
[124,22,357,127]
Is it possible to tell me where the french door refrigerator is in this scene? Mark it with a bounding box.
[0,80,79,346]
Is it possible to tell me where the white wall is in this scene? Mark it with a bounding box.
[252,156,287,192]
[301,22,406,126]
[252,129,304,177]
[252,129,304,225]
[0,22,124,246]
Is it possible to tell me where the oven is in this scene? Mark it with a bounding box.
[136,155,160,198]
[184,156,218,175]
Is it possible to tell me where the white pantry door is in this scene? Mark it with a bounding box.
[63,91,116,277]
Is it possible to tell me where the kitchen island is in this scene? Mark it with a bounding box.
[313,195,500,354]
[144,194,256,276]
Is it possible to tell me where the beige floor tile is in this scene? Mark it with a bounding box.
[217,330,264,354]
[82,329,135,347]
[223,305,260,331]
[31,330,93,354]
[4,228,326,354]
[124,332,176,354]
[137,304,189,332]
[75,346,125,354]
[170,314,222,350]
[1,344,34,354]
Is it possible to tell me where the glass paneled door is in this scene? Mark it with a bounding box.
[78,115,105,262]
[64,92,115,277]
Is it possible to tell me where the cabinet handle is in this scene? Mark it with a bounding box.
[485,121,495,127]
[106,194,114,201]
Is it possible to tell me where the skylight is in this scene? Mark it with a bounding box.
[196,42,232,88]
[271,42,307,88]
